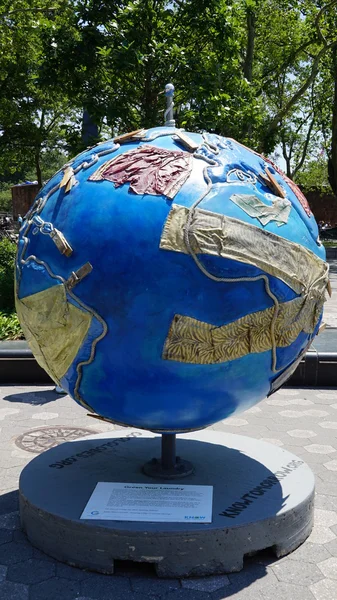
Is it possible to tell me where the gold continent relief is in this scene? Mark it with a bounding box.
[163,295,322,365]
[16,284,92,383]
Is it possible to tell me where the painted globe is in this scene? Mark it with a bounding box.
[16,127,328,432]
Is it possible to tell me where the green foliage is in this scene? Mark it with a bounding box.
[0,186,11,212]
[0,0,336,192]
[0,1,81,186]
[0,238,17,312]
[295,156,331,192]
[0,311,23,340]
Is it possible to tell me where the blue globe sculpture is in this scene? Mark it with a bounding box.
[16,126,328,432]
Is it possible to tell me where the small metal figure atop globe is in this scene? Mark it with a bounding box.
[16,86,329,433]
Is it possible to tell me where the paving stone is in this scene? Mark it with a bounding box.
[270,398,314,406]
[288,429,317,438]
[56,562,88,581]
[319,421,337,429]
[304,444,336,454]
[221,418,248,426]
[310,578,337,600]
[214,589,264,600]
[321,468,337,483]
[81,574,132,599]
[260,438,284,447]
[318,392,337,400]
[12,530,29,544]
[311,396,337,405]
[315,494,337,511]
[303,409,330,417]
[0,541,33,565]
[32,412,59,420]
[31,547,56,562]
[289,542,331,563]
[30,577,83,600]
[275,389,299,396]
[1,477,20,491]
[309,525,336,545]
[166,590,211,600]
[260,581,316,600]
[0,529,13,545]
[243,406,262,414]
[317,556,337,579]
[323,460,337,471]
[305,453,337,466]
[228,563,278,589]
[0,581,29,600]
[131,576,180,594]
[0,565,7,582]
[278,410,307,418]
[315,480,337,496]
[271,559,323,585]
[324,537,337,556]
[181,575,230,592]
[0,408,20,421]
[315,509,337,527]
[266,399,295,406]
[0,512,20,530]
[7,558,55,584]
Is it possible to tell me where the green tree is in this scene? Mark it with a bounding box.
[0,0,77,186]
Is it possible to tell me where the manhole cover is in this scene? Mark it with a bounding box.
[15,426,97,453]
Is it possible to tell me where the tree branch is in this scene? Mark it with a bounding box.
[293,115,316,176]
[263,38,337,145]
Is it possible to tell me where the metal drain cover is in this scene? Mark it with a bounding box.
[15,426,97,454]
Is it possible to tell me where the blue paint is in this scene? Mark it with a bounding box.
[16,128,327,431]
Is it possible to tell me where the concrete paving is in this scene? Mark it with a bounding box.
[1,385,337,599]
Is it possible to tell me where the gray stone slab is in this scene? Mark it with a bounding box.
[0,541,33,565]
[56,563,88,581]
[80,574,132,598]
[6,559,55,584]
[271,559,323,585]
[131,576,180,594]
[0,530,13,545]
[260,581,316,600]
[29,578,81,600]
[19,429,315,578]
[0,581,29,600]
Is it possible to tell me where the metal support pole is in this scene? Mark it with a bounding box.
[161,434,176,470]
[142,432,194,479]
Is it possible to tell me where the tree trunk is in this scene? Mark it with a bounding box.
[35,150,42,189]
[328,46,337,196]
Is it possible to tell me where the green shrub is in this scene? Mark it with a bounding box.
[0,238,17,312]
[0,311,23,340]
[0,188,11,212]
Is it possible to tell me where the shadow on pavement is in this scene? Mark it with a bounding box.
[2,389,60,406]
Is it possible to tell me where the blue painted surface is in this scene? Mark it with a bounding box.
[16,128,326,431]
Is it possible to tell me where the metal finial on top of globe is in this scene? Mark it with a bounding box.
[15,86,329,433]
[164,83,175,127]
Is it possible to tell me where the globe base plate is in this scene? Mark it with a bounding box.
[19,428,315,578]
[142,456,194,479]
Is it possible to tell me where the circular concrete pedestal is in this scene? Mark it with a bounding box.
[19,429,315,578]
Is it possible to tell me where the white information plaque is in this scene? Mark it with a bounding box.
[81,482,213,523]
